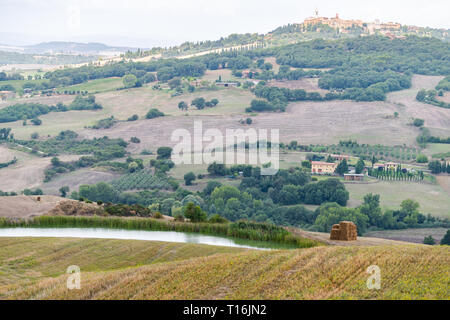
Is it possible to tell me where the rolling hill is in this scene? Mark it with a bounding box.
[0,237,447,299]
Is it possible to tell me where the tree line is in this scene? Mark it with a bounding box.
[0,95,102,123]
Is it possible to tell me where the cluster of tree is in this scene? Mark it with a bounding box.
[424,136,450,144]
[0,190,18,196]
[94,156,144,174]
[275,66,322,80]
[368,166,424,181]
[423,232,450,245]
[435,76,450,91]
[42,59,205,88]
[120,72,157,88]
[0,84,16,92]
[184,172,196,185]
[22,80,53,92]
[190,97,219,110]
[0,72,23,81]
[0,188,44,196]
[275,36,449,76]
[207,162,254,177]
[65,164,449,233]
[0,102,63,123]
[44,143,130,182]
[273,36,450,101]
[416,89,450,109]
[0,128,12,140]
[163,33,264,58]
[127,114,139,121]
[428,160,450,174]
[103,203,153,217]
[246,99,284,112]
[149,158,174,175]
[17,130,127,156]
[156,146,172,159]
[0,156,17,169]
[71,180,191,208]
[69,95,102,110]
[234,166,349,206]
[0,95,102,124]
[439,230,450,245]
[319,68,411,98]
[89,116,117,129]
[23,188,43,196]
[313,196,447,234]
[249,83,326,112]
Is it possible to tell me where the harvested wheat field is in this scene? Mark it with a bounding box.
[0,238,448,299]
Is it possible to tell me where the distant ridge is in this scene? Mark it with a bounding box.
[0,41,144,56]
[22,41,142,55]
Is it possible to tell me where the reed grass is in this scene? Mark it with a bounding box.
[0,216,321,248]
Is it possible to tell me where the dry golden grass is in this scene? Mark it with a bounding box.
[0,237,448,300]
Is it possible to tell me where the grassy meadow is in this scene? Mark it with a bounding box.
[346,180,450,218]
[57,77,124,93]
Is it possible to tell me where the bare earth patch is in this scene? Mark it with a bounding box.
[0,195,67,218]
[0,146,81,192]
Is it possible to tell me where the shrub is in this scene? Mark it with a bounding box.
[146,108,164,119]
[31,118,42,125]
[183,202,207,222]
[440,230,450,245]
[174,213,185,222]
[184,172,196,185]
[153,212,163,219]
[90,116,116,129]
[157,146,172,159]
[423,235,436,245]
[416,154,428,163]
[413,118,425,127]
[191,97,206,110]
[208,214,228,224]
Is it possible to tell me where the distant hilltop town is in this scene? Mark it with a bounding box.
[290,9,448,39]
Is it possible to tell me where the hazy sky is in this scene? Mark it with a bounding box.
[1,0,449,47]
